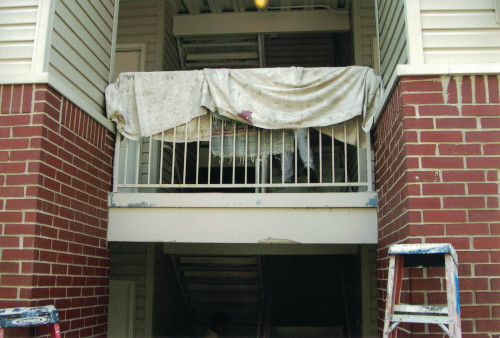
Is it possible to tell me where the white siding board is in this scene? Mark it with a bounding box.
[77,1,113,37]
[117,1,160,72]
[424,50,500,64]
[377,0,407,87]
[418,0,500,65]
[53,4,110,66]
[0,26,36,42]
[0,2,37,74]
[379,0,404,54]
[0,62,31,74]
[0,7,37,24]
[423,30,500,48]
[0,0,37,7]
[48,56,103,112]
[56,1,111,52]
[102,0,115,16]
[51,32,108,85]
[0,44,33,59]
[420,0,494,11]
[360,0,376,68]
[421,11,500,30]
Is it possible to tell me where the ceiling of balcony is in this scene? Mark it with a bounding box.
[167,0,353,69]
[169,0,351,14]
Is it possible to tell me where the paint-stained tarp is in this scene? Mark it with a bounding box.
[105,66,381,141]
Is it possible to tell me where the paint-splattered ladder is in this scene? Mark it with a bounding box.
[383,243,461,338]
[0,306,60,338]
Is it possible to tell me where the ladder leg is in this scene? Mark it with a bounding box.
[51,323,61,338]
[383,254,404,338]
[445,254,461,338]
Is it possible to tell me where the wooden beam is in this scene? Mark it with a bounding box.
[173,10,350,36]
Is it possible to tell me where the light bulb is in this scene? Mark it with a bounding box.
[254,0,269,9]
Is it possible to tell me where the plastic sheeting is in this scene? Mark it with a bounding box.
[105,66,381,141]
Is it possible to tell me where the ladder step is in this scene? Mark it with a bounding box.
[391,314,449,324]
[394,304,448,315]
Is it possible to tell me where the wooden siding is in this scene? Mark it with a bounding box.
[117,0,162,71]
[0,0,38,74]
[164,2,181,70]
[110,242,149,338]
[377,0,408,89]
[360,0,377,68]
[49,0,115,118]
[419,0,500,64]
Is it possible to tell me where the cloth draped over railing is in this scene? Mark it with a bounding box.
[105,66,381,146]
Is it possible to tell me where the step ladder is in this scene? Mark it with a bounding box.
[383,243,461,338]
[0,305,60,338]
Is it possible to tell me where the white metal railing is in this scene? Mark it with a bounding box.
[112,113,373,193]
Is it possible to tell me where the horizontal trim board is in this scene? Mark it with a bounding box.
[162,243,359,255]
[173,10,350,36]
[108,192,379,208]
[108,207,378,244]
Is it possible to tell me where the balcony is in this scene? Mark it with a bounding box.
[106,68,379,244]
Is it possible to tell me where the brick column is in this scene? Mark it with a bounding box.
[0,84,114,337]
[374,75,500,336]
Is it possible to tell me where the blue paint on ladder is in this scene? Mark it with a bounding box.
[455,273,460,315]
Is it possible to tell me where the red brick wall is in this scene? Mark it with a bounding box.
[374,75,500,337]
[0,84,114,337]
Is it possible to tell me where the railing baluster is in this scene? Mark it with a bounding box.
[183,123,188,185]
[366,128,373,192]
[357,116,361,183]
[282,129,285,184]
[245,125,248,185]
[256,129,261,191]
[123,137,129,186]
[159,131,165,185]
[319,127,323,183]
[196,117,200,184]
[306,128,311,183]
[171,127,177,185]
[135,138,141,185]
[113,132,121,192]
[232,122,236,184]
[208,113,212,184]
[269,130,273,184]
[331,125,335,183]
[294,129,298,184]
[344,122,348,183]
[148,136,152,184]
[220,119,224,184]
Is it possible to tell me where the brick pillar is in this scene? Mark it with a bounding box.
[0,84,114,337]
[374,75,500,336]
